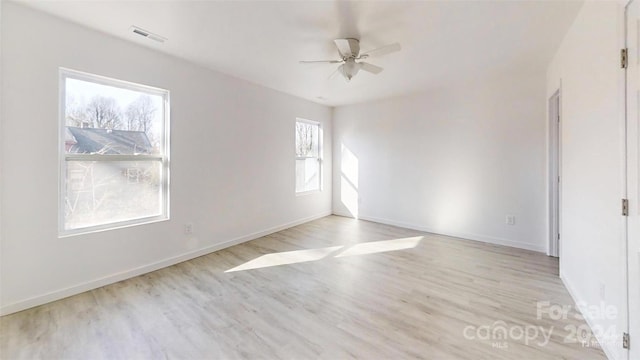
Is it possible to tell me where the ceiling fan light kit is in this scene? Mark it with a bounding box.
[300,38,401,82]
[341,58,360,81]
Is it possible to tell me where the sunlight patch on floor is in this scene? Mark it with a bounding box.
[226,236,423,272]
[225,246,343,272]
[334,236,423,257]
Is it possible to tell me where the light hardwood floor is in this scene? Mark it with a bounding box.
[1,216,606,359]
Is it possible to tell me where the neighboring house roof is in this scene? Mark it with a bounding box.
[66,126,153,155]
[64,128,77,145]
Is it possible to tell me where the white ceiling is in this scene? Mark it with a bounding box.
[16,0,582,106]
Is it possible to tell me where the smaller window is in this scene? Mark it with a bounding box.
[295,119,322,193]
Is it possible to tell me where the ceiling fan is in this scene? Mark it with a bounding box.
[300,38,401,81]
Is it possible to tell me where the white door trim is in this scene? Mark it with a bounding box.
[625,0,638,357]
[548,89,561,258]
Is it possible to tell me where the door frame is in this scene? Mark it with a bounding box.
[548,89,561,258]
[625,1,637,357]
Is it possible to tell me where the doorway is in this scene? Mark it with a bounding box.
[548,90,560,258]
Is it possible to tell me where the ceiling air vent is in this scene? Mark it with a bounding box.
[130,26,166,43]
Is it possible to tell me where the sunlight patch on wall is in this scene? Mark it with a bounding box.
[341,177,359,218]
[341,143,359,185]
[341,143,359,218]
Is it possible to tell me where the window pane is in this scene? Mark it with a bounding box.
[295,122,319,157]
[296,158,320,192]
[64,160,162,230]
[65,78,163,155]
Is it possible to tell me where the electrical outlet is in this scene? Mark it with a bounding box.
[184,223,193,235]
[506,215,516,225]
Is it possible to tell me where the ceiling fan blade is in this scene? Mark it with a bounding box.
[360,42,401,58]
[299,60,343,64]
[334,38,360,58]
[358,62,383,74]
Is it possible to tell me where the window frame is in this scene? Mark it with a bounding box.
[58,68,171,237]
[295,118,322,195]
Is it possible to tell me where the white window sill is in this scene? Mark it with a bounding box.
[59,215,169,238]
[296,189,321,197]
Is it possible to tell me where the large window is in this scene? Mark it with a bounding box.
[295,119,322,193]
[59,69,169,235]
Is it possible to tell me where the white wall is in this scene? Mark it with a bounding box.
[547,2,627,359]
[332,71,548,252]
[0,0,4,317]
[0,3,332,315]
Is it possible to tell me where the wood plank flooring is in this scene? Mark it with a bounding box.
[0,216,606,359]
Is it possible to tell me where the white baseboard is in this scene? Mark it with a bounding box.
[0,211,332,316]
[560,272,617,360]
[339,213,546,253]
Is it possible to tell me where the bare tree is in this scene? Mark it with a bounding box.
[125,95,156,133]
[296,122,315,156]
[85,96,122,129]
[65,94,88,127]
